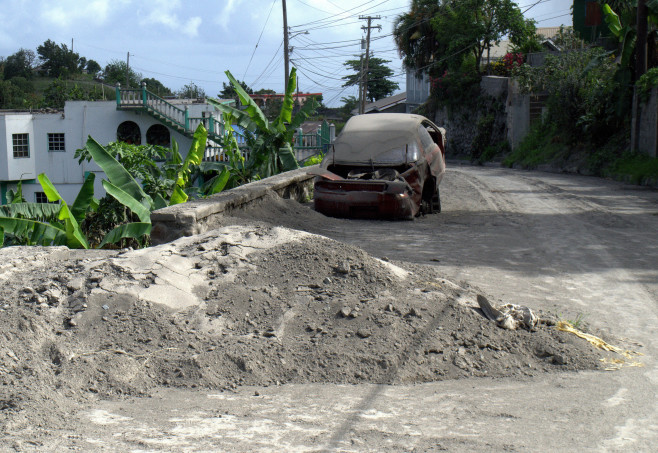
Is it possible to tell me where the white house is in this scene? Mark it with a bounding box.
[0,95,226,205]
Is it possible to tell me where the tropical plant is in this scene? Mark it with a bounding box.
[0,172,97,248]
[208,67,318,185]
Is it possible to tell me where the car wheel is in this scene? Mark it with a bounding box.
[432,188,441,213]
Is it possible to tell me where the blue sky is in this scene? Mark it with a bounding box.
[0,0,573,106]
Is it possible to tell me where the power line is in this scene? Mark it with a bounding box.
[242,0,278,80]
[289,0,387,29]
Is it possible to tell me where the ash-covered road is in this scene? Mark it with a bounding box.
[20,166,658,452]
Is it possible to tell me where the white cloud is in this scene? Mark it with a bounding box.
[40,0,117,28]
[216,0,243,30]
[141,0,202,37]
[182,17,202,37]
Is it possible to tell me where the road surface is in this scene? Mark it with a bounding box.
[16,165,658,452]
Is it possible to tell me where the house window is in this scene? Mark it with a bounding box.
[12,133,29,158]
[48,133,65,152]
[35,192,52,203]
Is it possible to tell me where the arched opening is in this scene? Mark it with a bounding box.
[117,121,141,145]
[146,124,170,147]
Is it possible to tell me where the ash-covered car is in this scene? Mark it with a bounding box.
[312,113,446,220]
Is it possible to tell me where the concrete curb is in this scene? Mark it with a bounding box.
[150,166,317,244]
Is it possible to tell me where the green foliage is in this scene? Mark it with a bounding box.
[37,40,84,78]
[3,49,37,80]
[209,67,318,186]
[432,69,482,111]
[342,57,400,102]
[394,0,537,76]
[303,153,325,167]
[503,122,565,167]
[142,77,173,97]
[85,60,101,76]
[219,79,252,105]
[512,48,624,146]
[177,82,206,99]
[42,77,105,108]
[636,67,658,101]
[339,95,359,120]
[103,59,142,87]
[606,152,658,184]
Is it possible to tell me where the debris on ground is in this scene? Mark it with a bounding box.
[0,224,611,434]
[477,294,539,330]
[556,321,643,370]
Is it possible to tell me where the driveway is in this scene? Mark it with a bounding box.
[14,165,657,452]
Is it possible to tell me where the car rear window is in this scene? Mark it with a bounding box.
[418,125,435,152]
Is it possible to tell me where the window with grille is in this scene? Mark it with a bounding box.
[48,133,65,152]
[12,133,29,158]
[35,192,49,203]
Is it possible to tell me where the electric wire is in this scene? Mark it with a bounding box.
[242,0,278,80]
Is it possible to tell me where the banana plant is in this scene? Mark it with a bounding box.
[208,67,319,183]
[84,136,153,247]
[170,123,208,205]
[0,172,97,247]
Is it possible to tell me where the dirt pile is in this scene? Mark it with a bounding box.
[0,225,607,432]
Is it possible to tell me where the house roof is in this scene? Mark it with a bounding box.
[351,92,407,115]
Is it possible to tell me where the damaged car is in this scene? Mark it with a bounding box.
[312,113,446,220]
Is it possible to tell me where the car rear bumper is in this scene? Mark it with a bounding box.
[313,179,417,220]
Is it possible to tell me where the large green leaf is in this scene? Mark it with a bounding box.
[290,96,320,132]
[278,143,300,172]
[153,193,168,210]
[169,185,189,205]
[71,172,96,224]
[85,136,152,207]
[620,29,637,69]
[224,70,270,132]
[38,173,89,249]
[179,124,208,181]
[208,99,259,133]
[274,67,297,131]
[98,222,152,249]
[602,4,623,39]
[102,180,152,223]
[202,167,231,195]
[0,202,62,220]
[0,217,64,246]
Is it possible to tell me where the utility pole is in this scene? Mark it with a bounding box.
[636,0,648,78]
[359,15,381,114]
[358,52,364,114]
[283,0,290,90]
[126,52,130,88]
[633,0,648,152]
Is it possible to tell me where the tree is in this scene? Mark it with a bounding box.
[85,59,101,76]
[339,95,359,120]
[393,0,443,76]
[3,49,37,80]
[37,39,83,78]
[219,79,252,105]
[255,88,276,94]
[102,60,141,87]
[342,57,399,102]
[177,82,205,99]
[142,77,173,97]
[394,0,537,75]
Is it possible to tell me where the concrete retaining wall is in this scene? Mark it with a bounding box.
[150,166,316,244]
[632,87,658,157]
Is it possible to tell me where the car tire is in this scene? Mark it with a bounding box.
[432,188,441,213]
